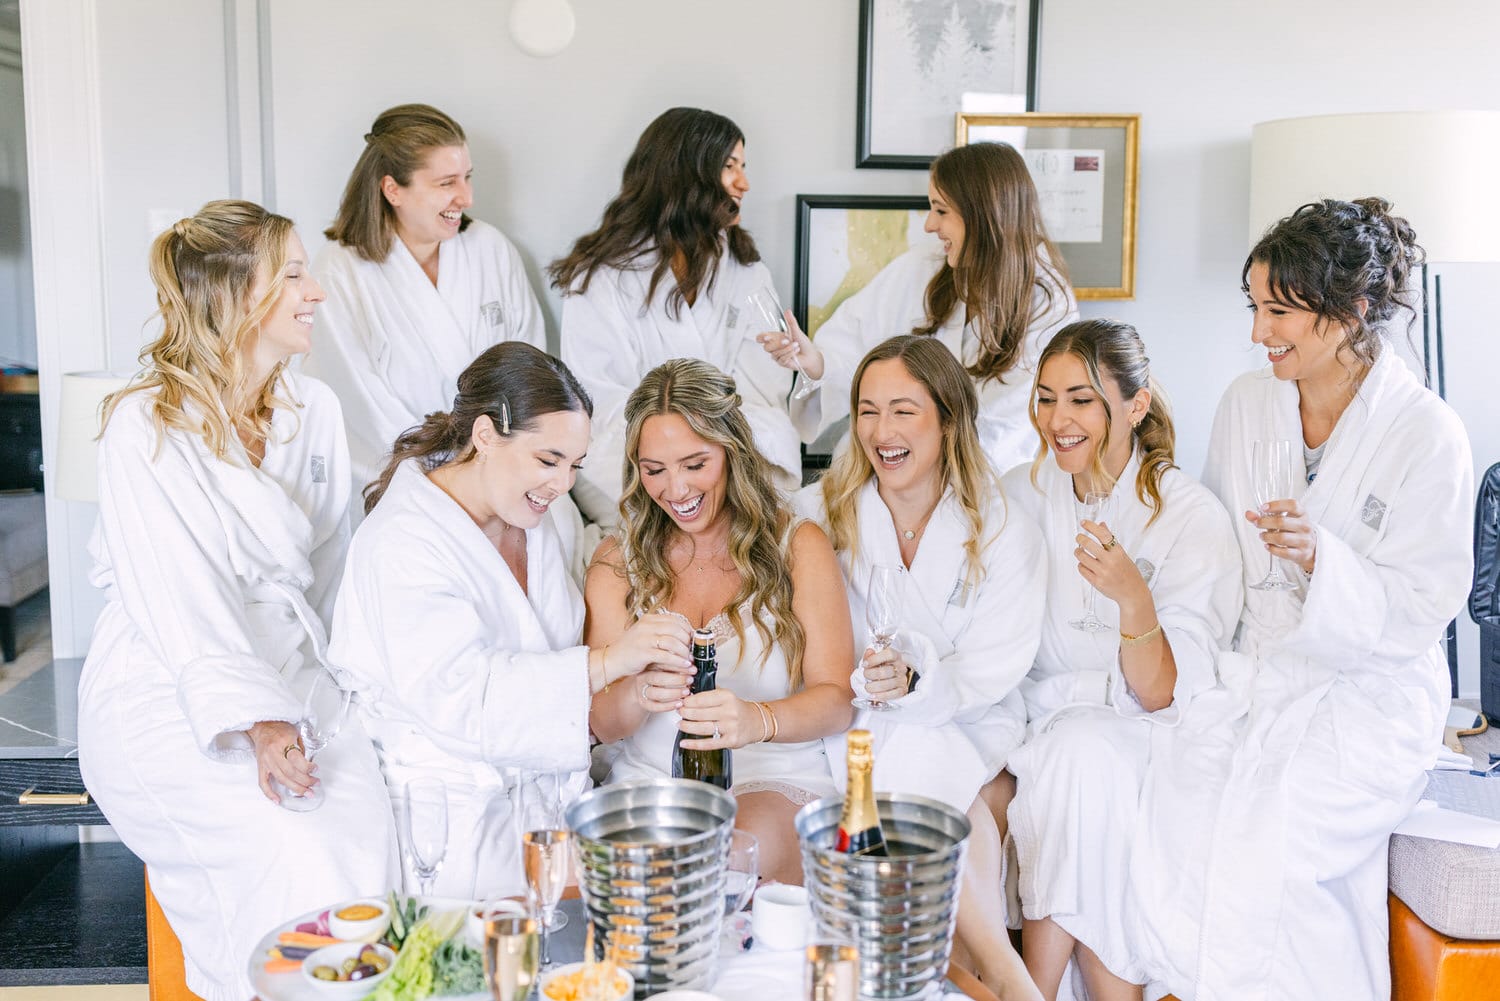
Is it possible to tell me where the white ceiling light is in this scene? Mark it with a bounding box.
[509,0,576,58]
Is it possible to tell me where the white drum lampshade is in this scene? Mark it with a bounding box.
[1248,111,1500,263]
[54,371,133,503]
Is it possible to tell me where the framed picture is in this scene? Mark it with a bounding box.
[793,193,937,338]
[957,112,1140,299]
[857,0,1041,169]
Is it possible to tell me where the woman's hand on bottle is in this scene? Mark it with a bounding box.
[1246,500,1317,574]
[756,309,824,380]
[606,613,694,684]
[677,691,761,750]
[634,666,695,713]
[859,644,912,701]
[1076,519,1153,610]
[248,719,316,804]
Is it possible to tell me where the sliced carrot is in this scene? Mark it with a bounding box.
[263,957,302,974]
[277,931,341,947]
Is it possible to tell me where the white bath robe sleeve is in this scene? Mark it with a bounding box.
[560,248,801,525]
[1131,347,1475,1001]
[329,458,592,899]
[77,374,396,1001]
[794,480,1042,812]
[790,246,1077,475]
[304,222,547,492]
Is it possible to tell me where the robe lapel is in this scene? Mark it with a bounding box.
[386,238,476,379]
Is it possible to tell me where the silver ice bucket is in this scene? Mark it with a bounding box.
[795,793,970,1000]
[566,779,736,998]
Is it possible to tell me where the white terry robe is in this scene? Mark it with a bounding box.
[328,459,593,901]
[1129,346,1475,1001]
[77,375,397,1001]
[789,246,1077,476]
[559,247,802,525]
[794,479,1043,814]
[1002,455,1241,986]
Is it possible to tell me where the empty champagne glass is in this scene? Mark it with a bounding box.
[724,830,760,917]
[518,771,570,933]
[853,564,906,712]
[522,829,571,970]
[271,669,350,812]
[805,940,860,1001]
[746,286,817,400]
[484,914,539,1001]
[1069,491,1114,632]
[1251,439,1299,591]
[403,777,448,896]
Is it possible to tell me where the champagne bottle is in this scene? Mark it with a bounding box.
[671,628,732,790]
[835,729,887,856]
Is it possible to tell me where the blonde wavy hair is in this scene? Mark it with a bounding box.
[820,336,999,588]
[1027,319,1177,524]
[102,200,298,459]
[616,359,806,686]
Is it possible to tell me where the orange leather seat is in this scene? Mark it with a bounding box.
[1390,891,1500,1000]
[145,871,203,1001]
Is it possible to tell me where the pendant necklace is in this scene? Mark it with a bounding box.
[690,538,729,573]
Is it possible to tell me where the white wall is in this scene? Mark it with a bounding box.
[29,0,1500,692]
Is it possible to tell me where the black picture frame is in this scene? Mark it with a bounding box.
[857,0,1042,169]
[793,193,933,335]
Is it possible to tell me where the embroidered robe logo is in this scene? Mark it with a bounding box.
[1360,494,1387,530]
[1134,558,1157,587]
[947,578,972,608]
[480,301,504,327]
[311,456,327,483]
[724,304,740,331]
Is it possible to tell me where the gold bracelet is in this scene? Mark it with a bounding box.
[599,646,611,693]
[1119,622,1163,647]
[753,701,772,743]
[762,700,780,742]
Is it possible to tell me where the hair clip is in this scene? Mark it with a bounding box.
[499,400,511,436]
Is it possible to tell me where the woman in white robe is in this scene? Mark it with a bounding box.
[552,108,800,524]
[77,201,397,1001]
[794,335,1044,999]
[1129,198,1475,1001]
[763,142,1077,476]
[301,104,584,559]
[329,341,690,898]
[587,358,855,885]
[999,320,1241,1001]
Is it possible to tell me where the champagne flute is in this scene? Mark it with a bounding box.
[745,286,817,400]
[724,830,760,917]
[523,829,571,970]
[518,771,570,932]
[1069,490,1115,632]
[1250,439,1299,591]
[403,777,448,897]
[271,669,351,812]
[805,940,860,1001]
[484,914,539,1001]
[853,564,906,712]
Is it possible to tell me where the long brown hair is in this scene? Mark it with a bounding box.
[102,200,297,459]
[1028,319,1176,524]
[364,342,591,512]
[324,104,471,262]
[1244,196,1423,373]
[548,108,759,318]
[820,336,998,588]
[917,142,1068,382]
[615,359,804,684]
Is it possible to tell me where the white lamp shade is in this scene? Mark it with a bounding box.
[1248,111,1500,263]
[55,371,133,503]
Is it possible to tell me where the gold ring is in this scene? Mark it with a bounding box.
[282,742,301,759]
[1102,536,1119,551]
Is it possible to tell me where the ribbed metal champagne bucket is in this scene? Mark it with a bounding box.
[795,793,970,1000]
[566,779,736,998]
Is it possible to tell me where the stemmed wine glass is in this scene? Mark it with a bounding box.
[853,564,906,712]
[745,286,817,400]
[271,669,351,812]
[403,777,448,897]
[1069,491,1114,632]
[483,913,539,1001]
[1250,439,1299,591]
[519,770,571,970]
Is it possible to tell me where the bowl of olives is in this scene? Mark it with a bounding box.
[300,941,395,998]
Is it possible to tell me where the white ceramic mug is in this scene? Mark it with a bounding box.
[751,882,810,951]
[464,895,530,948]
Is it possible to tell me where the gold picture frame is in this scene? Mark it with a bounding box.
[956,112,1140,299]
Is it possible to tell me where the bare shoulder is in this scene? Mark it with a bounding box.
[584,535,628,600]
[788,520,842,584]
